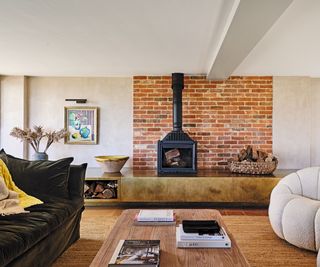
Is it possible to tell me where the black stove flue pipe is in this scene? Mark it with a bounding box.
[172,73,184,132]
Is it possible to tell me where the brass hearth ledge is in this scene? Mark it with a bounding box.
[85,168,294,206]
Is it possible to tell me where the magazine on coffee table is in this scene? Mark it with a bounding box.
[108,240,160,267]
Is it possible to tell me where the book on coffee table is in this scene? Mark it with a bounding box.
[137,209,174,222]
[133,218,176,226]
[178,224,226,240]
[108,240,160,267]
[176,225,231,248]
[134,211,175,226]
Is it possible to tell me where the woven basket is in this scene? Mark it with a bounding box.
[229,158,278,175]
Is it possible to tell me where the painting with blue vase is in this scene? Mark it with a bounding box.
[64,106,98,144]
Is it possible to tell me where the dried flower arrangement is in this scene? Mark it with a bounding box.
[10,126,68,153]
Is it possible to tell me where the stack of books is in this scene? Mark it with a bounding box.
[134,210,175,226]
[109,240,160,267]
[176,221,231,248]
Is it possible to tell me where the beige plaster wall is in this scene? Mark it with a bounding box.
[311,78,320,166]
[0,76,27,158]
[27,77,133,167]
[273,76,320,169]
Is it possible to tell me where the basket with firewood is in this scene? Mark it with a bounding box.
[229,145,278,175]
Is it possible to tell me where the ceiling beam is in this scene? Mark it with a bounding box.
[207,0,293,80]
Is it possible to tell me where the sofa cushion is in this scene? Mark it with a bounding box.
[0,197,83,266]
[282,196,320,251]
[269,167,320,252]
[0,159,43,208]
[0,150,73,199]
[68,163,88,199]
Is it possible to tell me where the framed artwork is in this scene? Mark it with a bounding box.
[64,106,98,144]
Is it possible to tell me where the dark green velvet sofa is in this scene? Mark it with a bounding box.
[0,155,87,267]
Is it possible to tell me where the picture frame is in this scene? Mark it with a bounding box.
[64,106,98,144]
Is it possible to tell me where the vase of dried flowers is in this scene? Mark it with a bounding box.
[10,126,68,160]
[33,152,49,161]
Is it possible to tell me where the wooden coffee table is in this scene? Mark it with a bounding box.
[90,209,249,267]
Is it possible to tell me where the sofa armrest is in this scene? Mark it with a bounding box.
[68,163,88,199]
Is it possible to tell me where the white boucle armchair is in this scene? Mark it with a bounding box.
[269,167,320,266]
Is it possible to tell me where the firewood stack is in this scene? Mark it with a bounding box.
[236,145,274,163]
[164,148,187,167]
[84,181,117,199]
[229,145,278,174]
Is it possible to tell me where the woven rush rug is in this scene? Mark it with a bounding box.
[53,209,316,267]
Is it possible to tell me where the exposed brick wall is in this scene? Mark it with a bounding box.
[133,76,273,170]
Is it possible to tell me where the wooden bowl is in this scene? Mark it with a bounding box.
[95,156,129,173]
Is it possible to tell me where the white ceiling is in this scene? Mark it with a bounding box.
[0,0,233,76]
[208,0,293,79]
[234,0,320,77]
[0,0,317,78]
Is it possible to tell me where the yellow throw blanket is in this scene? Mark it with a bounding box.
[0,175,29,216]
[0,159,42,208]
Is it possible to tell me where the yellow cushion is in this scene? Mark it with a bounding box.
[0,159,42,208]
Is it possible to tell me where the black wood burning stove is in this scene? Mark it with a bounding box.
[157,73,197,175]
